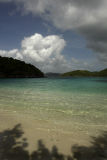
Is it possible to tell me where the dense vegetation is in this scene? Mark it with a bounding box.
[62,69,107,77]
[0,56,44,78]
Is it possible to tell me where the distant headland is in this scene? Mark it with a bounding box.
[62,69,107,77]
[0,56,44,78]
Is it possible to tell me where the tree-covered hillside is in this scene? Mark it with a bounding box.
[0,56,44,78]
[62,69,107,77]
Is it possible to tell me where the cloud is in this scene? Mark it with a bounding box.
[1,0,107,64]
[0,33,70,73]
[71,58,98,71]
[21,33,68,72]
[0,33,103,73]
[0,49,23,60]
[0,32,105,72]
[0,0,107,71]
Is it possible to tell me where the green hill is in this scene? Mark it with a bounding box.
[0,56,44,78]
[62,69,107,77]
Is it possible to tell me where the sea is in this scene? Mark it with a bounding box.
[0,77,107,137]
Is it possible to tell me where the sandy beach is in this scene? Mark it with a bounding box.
[0,108,106,156]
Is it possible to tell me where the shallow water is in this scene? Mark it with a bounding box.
[0,77,107,135]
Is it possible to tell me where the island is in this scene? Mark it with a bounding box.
[0,56,44,78]
[62,69,107,77]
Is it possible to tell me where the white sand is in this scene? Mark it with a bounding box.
[0,109,105,155]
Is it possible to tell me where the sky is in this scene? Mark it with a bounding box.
[0,0,107,73]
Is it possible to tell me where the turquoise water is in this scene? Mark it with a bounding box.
[0,77,107,129]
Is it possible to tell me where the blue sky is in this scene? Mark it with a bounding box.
[0,0,107,72]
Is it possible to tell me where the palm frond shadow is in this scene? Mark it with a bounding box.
[0,124,107,160]
[72,131,107,160]
[0,124,29,160]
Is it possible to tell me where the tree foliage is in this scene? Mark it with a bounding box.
[0,56,44,78]
[62,69,107,77]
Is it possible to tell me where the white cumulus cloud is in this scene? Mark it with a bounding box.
[0,33,70,73]
[21,33,67,72]
[0,33,106,72]
[1,0,107,64]
[0,49,23,60]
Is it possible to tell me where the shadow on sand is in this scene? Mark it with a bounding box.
[0,124,107,160]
